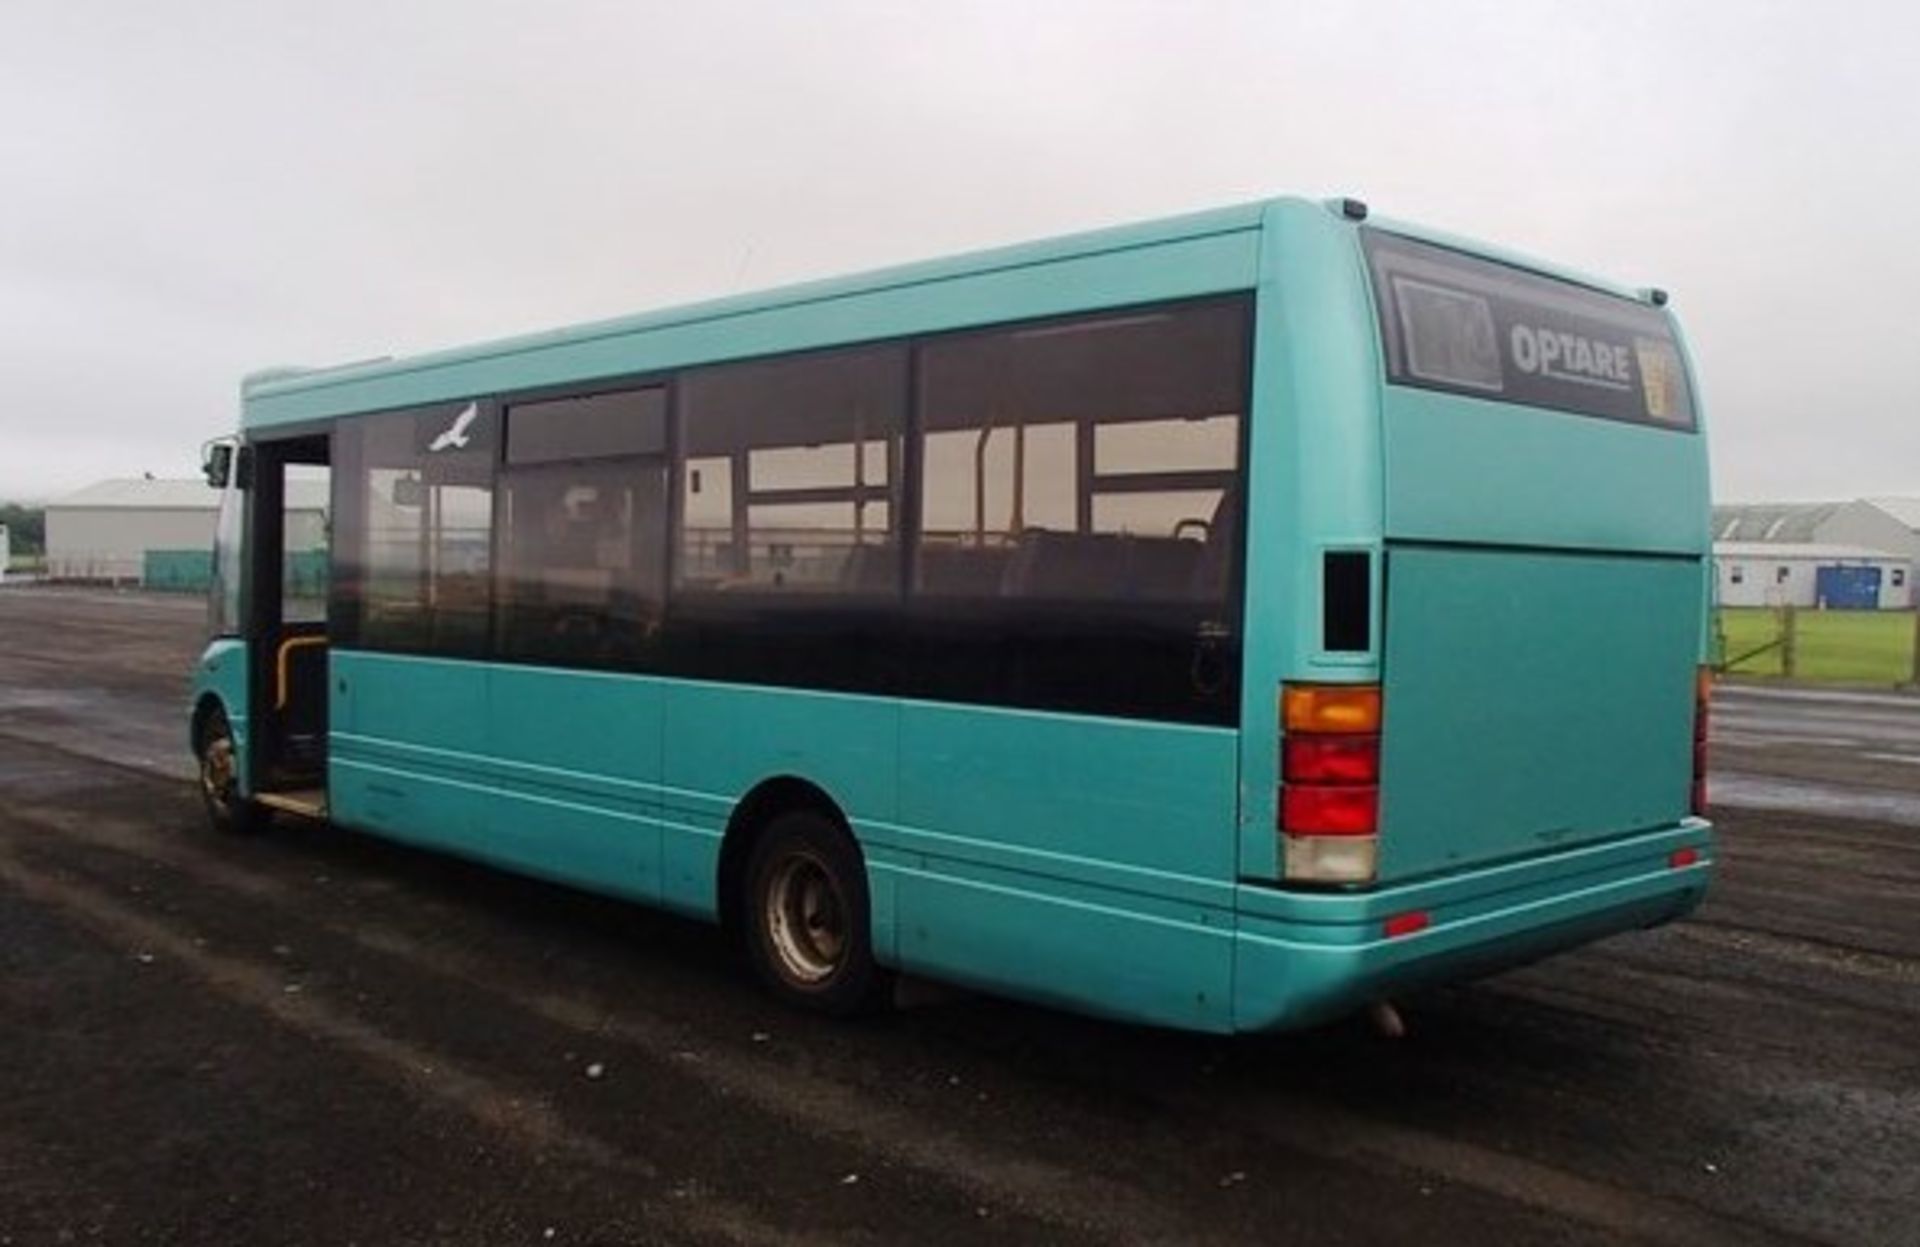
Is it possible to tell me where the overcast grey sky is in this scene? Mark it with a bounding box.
[1,0,1914,502]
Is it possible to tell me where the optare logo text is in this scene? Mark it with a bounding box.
[1510,325,1631,391]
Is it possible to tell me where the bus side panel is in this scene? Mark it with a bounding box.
[890,704,1238,1030]
[331,650,492,855]
[331,653,666,901]
[657,682,899,922]
[887,861,1236,1033]
[485,664,665,902]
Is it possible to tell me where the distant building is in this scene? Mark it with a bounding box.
[44,478,327,586]
[1860,496,1920,544]
[1714,541,1909,609]
[1712,498,1920,609]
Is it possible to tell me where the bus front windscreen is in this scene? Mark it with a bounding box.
[1363,228,1695,430]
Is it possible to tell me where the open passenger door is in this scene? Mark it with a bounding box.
[246,434,332,818]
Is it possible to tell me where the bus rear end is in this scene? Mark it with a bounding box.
[1236,217,1713,1031]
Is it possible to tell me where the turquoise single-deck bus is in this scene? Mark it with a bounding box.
[189,196,1714,1032]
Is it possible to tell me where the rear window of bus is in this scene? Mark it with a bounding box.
[1363,229,1696,430]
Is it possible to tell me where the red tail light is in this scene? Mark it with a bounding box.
[1283,734,1381,784]
[1691,667,1711,816]
[1281,784,1379,836]
[1280,683,1382,882]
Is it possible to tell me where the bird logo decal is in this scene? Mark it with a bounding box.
[428,403,478,452]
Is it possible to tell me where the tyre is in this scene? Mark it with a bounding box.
[742,810,888,1016]
[197,707,263,835]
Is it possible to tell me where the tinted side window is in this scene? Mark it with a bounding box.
[335,403,495,654]
[506,387,666,466]
[908,297,1250,725]
[917,301,1247,605]
[496,387,668,666]
[678,345,906,598]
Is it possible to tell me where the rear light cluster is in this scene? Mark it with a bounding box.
[1691,666,1711,816]
[1280,683,1381,884]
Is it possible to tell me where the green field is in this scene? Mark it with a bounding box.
[1716,607,1917,684]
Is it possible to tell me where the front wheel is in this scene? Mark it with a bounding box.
[197,708,262,835]
[742,811,888,1016]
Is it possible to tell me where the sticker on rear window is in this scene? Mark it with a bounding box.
[1392,277,1503,392]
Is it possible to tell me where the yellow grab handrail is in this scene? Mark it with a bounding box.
[275,635,329,711]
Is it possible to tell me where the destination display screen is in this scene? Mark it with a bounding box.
[1362,228,1695,429]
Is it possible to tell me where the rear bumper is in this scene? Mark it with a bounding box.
[1232,819,1713,1032]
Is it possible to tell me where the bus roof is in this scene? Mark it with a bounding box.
[239,195,1663,432]
[241,197,1278,430]
[1363,211,1658,305]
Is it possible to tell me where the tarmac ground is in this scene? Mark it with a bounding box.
[0,587,1914,1245]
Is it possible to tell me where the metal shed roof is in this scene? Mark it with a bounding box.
[48,478,328,511]
[1863,497,1920,530]
[1712,502,1845,543]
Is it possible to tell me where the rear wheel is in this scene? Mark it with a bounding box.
[197,707,262,835]
[742,810,887,1016]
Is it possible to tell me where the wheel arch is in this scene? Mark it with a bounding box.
[189,692,232,757]
[716,775,858,939]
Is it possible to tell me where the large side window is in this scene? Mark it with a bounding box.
[335,402,496,654]
[677,344,906,598]
[916,299,1248,606]
[908,297,1250,724]
[496,386,668,666]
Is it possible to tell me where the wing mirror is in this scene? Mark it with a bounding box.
[201,440,235,489]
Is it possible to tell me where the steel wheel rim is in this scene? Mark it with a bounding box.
[202,735,236,814]
[764,851,847,985]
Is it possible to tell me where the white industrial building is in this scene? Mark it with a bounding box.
[1713,498,1920,610]
[1714,542,1910,609]
[45,477,327,584]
